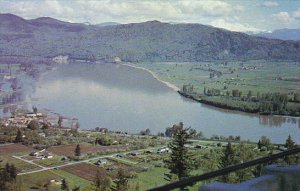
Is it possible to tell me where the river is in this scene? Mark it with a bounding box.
[28,62,300,144]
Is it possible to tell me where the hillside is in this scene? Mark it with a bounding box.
[255,29,300,41]
[0,14,300,62]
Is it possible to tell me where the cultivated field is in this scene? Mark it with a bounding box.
[47,144,128,157]
[61,162,106,181]
[134,61,300,95]
[0,143,33,155]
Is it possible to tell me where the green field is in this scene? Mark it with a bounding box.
[129,61,300,115]
[19,169,91,191]
[133,61,300,95]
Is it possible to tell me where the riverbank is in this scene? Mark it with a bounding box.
[128,62,300,118]
[178,90,300,117]
[121,63,180,91]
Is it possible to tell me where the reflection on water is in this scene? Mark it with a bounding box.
[28,62,300,144]
[259,115,299,127]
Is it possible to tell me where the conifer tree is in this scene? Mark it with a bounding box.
[219,142,237,183]
[284,135,297,165]
[15,129,22,143]
[164,123,194,190]
[74,144,81,157]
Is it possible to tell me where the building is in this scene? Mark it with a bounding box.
[95,159,108,165]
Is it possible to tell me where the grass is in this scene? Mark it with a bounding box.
[51,169,91,189]
[132,61,300,95]
[19,169,91,191]
[0,155,40,172]
[129,166,170,190]
[20,170,63,190]
[34,155,66,167]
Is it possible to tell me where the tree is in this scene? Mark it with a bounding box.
[114,170,128,191]
[74,144,81,157]
[14,129,22,143]
[219,142,237,183]
[257,140,262,149]
[94,172,112,191]
[285,135,296,149]
[0,163,18,191]
[95,135,112,146]
[145,128,150,135]
[258,136,272,150]
[232,89,239,97]
[234,143,255,182]
[58,116,63,128]
[247,90,252,100]
[284,135,297,165]
[164,123,194,190]
[27,120,39,130]
[32,106,38,114]
[61,179,69,191]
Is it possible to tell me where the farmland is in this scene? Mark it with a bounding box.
[0,144,39,173]
[130,61,300,116]
[61,162,103,181]
[47,143,128,158]
[133,61,300,95]
[0,143,33,155]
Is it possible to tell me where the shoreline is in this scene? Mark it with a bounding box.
[178,90,300,118]
[121,63,180,91]
[121,62,300,118]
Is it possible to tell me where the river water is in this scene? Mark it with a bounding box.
[28,62,300,144]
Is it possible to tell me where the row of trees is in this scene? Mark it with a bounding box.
[203,86,300,115]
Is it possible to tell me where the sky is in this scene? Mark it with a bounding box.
[0,0,300,33]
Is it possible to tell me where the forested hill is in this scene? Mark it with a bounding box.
[1,13,300,62]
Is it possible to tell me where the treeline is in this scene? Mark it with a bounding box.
[200,87,300,116]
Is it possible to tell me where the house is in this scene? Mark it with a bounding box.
[30,151,39,156]
[95,159,107,165]
[157,147,170,154]
[38,132,46,137]
[43,153,53,159]
[99,128,108,133]
[25,113,37,118]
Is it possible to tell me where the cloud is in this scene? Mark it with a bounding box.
[293,8,300,19]
[273,12,293,24]
[260,1,279,7]
[0,0,244,23]
[271,9,300,29]
[209,18,263,32]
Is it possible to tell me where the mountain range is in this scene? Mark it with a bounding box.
[0,13,299,62]
[254,29,300,41]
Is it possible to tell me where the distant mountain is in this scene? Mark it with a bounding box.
[0,13,36,33]
[0,14,299,62]
[255,29,300,41]
[96,22,120,27]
